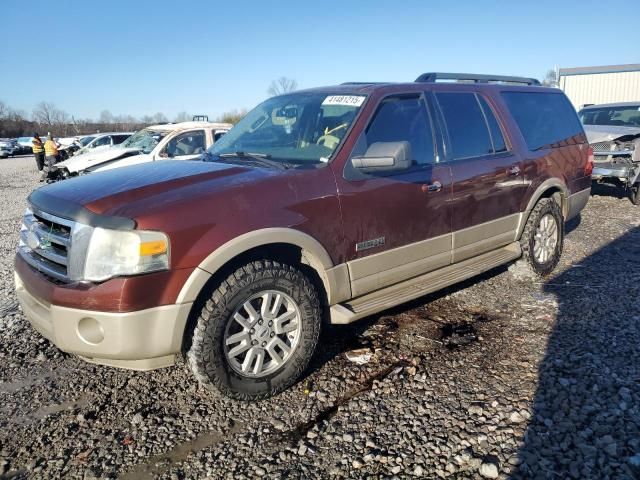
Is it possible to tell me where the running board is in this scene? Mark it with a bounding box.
[330,242,521,324]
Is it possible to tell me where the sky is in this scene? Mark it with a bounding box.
[1,0,638,121]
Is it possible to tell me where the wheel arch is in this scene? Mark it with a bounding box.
[517,179,569,239]
[176,228,350,307]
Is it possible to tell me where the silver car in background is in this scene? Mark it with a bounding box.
[579,102,640,205]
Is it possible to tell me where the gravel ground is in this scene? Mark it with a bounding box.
[1,156,639,479]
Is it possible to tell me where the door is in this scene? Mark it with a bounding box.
[433,91,527,262]
[161,130,206,160]
[335,93,453,297]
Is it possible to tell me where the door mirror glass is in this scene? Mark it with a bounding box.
[351,141,412,173]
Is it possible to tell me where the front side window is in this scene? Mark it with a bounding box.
[502,91,583,151]
[80,136,96,146]
[164,130,206,157]
[352,95,435,167]
[436,92,493,160]
[207,92,366,165]
[579,105,640,127]
[92,136,112,148]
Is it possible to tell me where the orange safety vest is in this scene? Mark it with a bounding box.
[32,138,44,153]
[44,140,58,156]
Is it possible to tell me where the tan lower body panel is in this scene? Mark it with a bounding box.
[347,234,451,298]
[330,242,521,324]
[15,270,192,371]
[452,213,521,263]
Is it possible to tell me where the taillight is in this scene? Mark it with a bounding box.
[585,146,594,176]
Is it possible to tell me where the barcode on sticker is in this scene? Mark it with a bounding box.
[322,95,366,107]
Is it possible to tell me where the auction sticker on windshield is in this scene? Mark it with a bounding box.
[322,95,366,107]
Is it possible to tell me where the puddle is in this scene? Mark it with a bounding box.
[4,394,92,426]
[0,469,28,480]
[119,421,243,480]
[440,322,478,349]
[0,367,75,394]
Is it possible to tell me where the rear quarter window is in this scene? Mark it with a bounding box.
[501,92,584,151]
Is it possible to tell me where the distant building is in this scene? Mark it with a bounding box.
[558,64,640,109]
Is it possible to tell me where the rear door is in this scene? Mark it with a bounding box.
[335,93,453,297]
[433,90,527,262]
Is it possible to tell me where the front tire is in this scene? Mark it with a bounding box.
[187,260,321,400]
[520,198,564,276]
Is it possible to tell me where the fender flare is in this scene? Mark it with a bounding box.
[517,179,569,238]
[176,228,351,305]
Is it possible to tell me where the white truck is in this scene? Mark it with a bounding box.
[46,121,232,181]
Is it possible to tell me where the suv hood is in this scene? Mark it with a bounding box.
[584,125,640,143]
[57,146,142,173]
[30,160,280,224]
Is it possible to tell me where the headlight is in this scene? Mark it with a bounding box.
[82,228,170,282]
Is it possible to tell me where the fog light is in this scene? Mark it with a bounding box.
[77,317,104,345]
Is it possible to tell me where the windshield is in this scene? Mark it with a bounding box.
[79,136,96,146]
[579,106,640,127]
[207,92,366,165]
[120,129,168,154]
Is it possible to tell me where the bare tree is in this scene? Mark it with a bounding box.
[216,109,247,125]
[32,101,57,126]
[173,111,192,123]
[151,112,168,124]
[542,69,558,87]
[0,100,9,119]
[99,110,114,124]
[32,101,72,135]
[267,77,298,97]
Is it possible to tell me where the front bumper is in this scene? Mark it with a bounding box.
[591,156,639,185]
[592,163,633,180]
[14,269,193,370]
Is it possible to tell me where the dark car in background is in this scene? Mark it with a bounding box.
[579,102,640,204]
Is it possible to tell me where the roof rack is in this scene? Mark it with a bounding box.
[415,72,540,86]
[341,82,388,85]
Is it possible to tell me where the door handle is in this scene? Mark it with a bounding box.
[422,181,442,193]
[508,165,521,176]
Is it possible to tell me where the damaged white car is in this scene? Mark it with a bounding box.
[46,121,232,182]
[579,102,640,205]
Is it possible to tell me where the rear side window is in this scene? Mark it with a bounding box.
[502,92,583,151]
[362,95,435,165]
[435,92,493,160]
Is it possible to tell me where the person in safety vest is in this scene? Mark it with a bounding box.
[32,133,45,171]
[42,133,60,182]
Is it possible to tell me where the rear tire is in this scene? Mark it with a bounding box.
[187,260,321,400]
[520,198,564,276]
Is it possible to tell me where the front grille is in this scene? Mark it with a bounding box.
[18,209,74,283]
[591,141,615,153]
[591,141,635,163]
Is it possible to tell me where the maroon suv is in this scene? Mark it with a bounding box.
[15,73,592,399]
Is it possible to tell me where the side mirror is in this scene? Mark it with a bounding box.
[351,141,412,173]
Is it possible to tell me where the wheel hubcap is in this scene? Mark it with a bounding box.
[223,290,302,378]
[533,213,559,264]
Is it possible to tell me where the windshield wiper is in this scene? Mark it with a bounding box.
[218,151,290,170]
